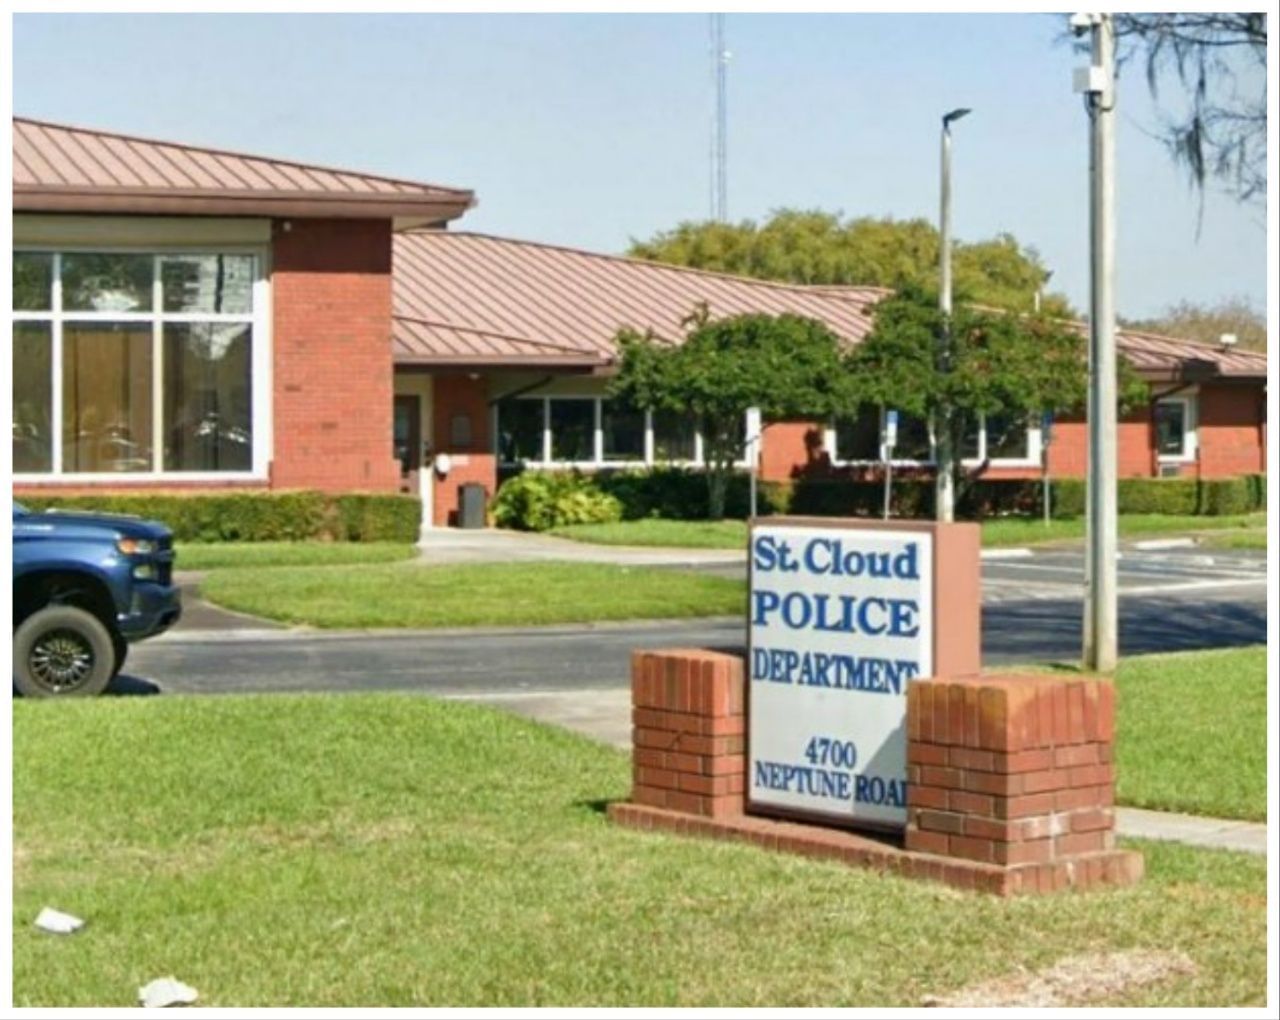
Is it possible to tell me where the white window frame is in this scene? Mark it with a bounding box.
[825,408,1042,469]
[1154,393,1198,464]
[494,395,747,469]
[12,244,272,484]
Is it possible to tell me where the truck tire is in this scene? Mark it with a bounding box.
[13,605,116,697]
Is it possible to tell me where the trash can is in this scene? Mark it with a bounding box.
[459,483,487,530]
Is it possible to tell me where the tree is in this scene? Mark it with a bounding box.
[844,288,1146,513]
[1124,296,1266,352]
[609,307,849,519]
[1109,13,1267,205]
[628,210,1074,316]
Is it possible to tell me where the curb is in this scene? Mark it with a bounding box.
[980,547,1034,560]
[1132,538,1197,551]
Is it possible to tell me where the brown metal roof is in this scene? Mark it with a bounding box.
[392,231,885,367]
[393,232,1268,382]
[1114,328,1267,381]
[13,117,475,223]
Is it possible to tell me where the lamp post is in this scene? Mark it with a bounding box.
[937,107,971,523]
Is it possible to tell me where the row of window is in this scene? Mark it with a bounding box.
[12,250,262,477]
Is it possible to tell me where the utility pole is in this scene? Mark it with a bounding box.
[710,13,728,222]
[1074,13,1118,672]
[936,107,971,523]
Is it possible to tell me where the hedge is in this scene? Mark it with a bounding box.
[15,491,422,543]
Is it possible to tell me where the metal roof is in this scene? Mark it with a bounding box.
[392,231,885,367]
[13,117,475,223]
[392,232,1268,382]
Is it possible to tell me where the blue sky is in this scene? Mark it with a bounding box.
[11,12,1268,320]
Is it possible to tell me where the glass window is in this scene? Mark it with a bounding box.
[549,399,595,462]
[62,323,153,473]
[653,409,697,462]
[1155,401,1187,457]
[986,413,1029,460]
[894,411,933,462]
[12,322,53,472]
[602,400,645,462]
[497,399,544,463]
[834,406,880,461]
[163,324,253,472]
[161,255,254,314]
[13,252,53,311]
[62,253,153,313]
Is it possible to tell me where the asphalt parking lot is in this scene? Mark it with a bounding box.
[121,544,1267,699]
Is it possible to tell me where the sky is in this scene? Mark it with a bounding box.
[10,11,1269,320]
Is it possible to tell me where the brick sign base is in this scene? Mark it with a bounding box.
[608,649,1143,897]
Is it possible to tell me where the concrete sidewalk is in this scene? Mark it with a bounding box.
[447,686,1269,857]
[415,527,744,567]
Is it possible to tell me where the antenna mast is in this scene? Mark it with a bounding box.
[710,13,728,222]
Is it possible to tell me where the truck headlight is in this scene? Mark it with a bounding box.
[117,537,156,556]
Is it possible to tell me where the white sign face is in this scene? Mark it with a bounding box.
[748,523,933,829]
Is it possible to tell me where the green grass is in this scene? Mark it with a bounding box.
[175,542,418,571]
[12,694,1267,1007]
[551,513,1266,550]
[1196,529,1267,550]
[200,562,744,628]
[1111,647,1267,821]
[550,518,749,549]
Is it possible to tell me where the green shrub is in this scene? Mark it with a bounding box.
[1197,478,1254,516]
[1049,478,1086,518]
[16,491,419,542]
[491,471,623,531]
[1116,478,1199,515]
[332,494,422,541]
[1245,474,1266,511]
[590,467,787,520]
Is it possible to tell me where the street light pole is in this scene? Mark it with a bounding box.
[1075,13,1118,672]
[937,107,971,523]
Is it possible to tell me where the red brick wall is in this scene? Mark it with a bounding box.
[269,218,400,493]
[1198,383,1266,477]
[431,373,497,526]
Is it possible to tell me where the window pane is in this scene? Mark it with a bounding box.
[163,324,252,472]
[62,254,152,312]
[161,255,254,314]
[496,399,544,463]
[835,406,880,461]
[602,400,644,462]
[1155,402,1186,457]
[62,323,153,473]
[986,413,1029,460]
[13,252,53,311]
[549,399,594,462]
[12,322,53,472]
[653,409,696,462]
[958,412,981,460]
[895,411,932,461]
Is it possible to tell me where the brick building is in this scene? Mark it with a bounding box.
[11,118,1268,527]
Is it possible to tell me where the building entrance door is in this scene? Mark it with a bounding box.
[393,394,422,497]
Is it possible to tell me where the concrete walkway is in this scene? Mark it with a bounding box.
[444,686,1269,857]
[415,527,743,567]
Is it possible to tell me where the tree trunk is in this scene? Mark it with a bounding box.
[706,466,729,521]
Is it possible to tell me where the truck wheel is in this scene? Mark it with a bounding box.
[13,606,116,697]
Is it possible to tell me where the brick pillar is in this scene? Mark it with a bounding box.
[905,674,1142,894]
[622,649,746,818]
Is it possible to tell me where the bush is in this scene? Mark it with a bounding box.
[591,466,787,521]
[491,471,623,531]
[1050,479,1086,518]
[16,491,420,542]
[1196,478,1254,516]
[332,494,422,542]
[1115,479,1199,515]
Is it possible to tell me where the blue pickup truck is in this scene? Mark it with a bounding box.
[12,503,182,697]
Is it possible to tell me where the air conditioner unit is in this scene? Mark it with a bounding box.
[1158,463,1182,479]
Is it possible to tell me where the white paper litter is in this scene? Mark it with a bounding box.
[34,907,85,935]
[138,977,199,1008]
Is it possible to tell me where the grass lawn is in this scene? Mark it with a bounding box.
[175,542,418,571]
[550,513,1266,550]
[1110,647,1267,821]
[200,562,744,628]
[12,694,1267,1007]
[1197,529,1268,551]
